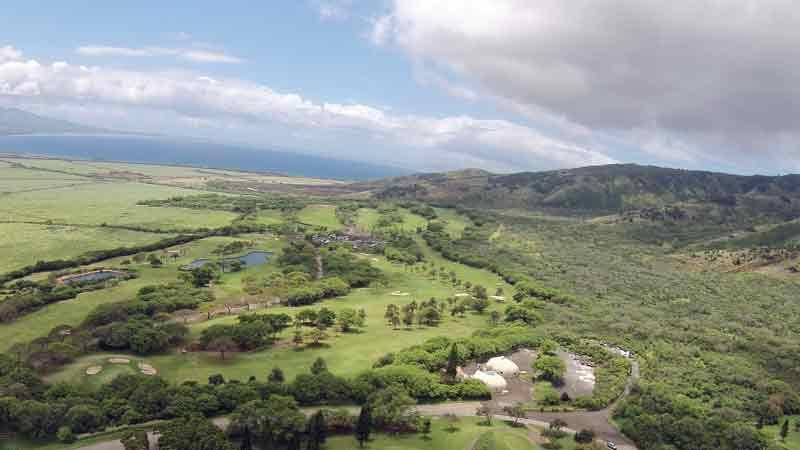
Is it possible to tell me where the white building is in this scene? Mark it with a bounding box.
[472,370,508,392]
[486,356,520,376]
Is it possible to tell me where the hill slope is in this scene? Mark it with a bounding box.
[0,107,113,135]
[363,164,800,222]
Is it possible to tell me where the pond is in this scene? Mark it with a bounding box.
[181,251,273,271]
[57,270,127,285]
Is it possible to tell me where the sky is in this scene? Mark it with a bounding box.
[2,0,800,174]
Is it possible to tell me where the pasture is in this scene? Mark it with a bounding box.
[0,223,170,273]
[0,181,238,229]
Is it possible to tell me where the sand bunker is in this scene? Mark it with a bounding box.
[108,358,130,364]
[85,366,103,375]
[138,363,157,375]
[490,295,506,301]
[455,293,471,297]
[391,291,410,296]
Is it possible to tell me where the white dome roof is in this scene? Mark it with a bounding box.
[486,356,519,376]
[472,370,508,391]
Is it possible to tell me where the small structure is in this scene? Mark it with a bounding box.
[472,370,508,392]
[486,356,520,376]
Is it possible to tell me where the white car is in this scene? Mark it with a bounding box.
[606,442,618,450]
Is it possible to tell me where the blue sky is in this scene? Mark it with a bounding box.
[2,1,799,174]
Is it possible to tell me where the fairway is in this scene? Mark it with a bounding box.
[297,204,344,230]
[48,240,513,385]
[326,417,575,450]
[0,223,171,272]
[355,207,429,233]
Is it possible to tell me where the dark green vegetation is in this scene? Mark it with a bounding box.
[8,160,800,450]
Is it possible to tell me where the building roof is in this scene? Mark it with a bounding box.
[472,370,508,390]
[486,356,520,374]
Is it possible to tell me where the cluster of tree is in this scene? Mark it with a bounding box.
[374,325,542,375]
[9,283,211,371]
[285,277,350,306]
[615,383,772,450]
[321,246,383,288]
[211,240,252,256]
[200,313,293,356]
[504,300,544,326]
[139,193,306,214]
[0,274,131,323]
[384,299,443,329]
[0,233,208,285]
[376,228,423,265]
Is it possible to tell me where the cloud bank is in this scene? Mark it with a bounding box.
[76,45,243,64]
[0,45,612,172]
[373,0,800,173]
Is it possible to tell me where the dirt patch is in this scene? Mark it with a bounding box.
[558,350,596,398]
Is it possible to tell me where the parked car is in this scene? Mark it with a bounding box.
[607,442,618,450]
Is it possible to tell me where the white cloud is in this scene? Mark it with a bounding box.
[76,45,242,64]
[0,44,613,172]
[373,0,800,173]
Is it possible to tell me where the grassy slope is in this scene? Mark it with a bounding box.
[355,207,430,233]
[48,234,512,386]
[763,416,800,450]
[297,204,344,230]
[0,223,171,273]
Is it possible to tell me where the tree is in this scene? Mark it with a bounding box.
[781,418,790,441]
[293,329,304,347]
[476,403,493,425]
[355,406,372,448]
[489,310,500,326]
[269,367,285,384]
[306,410,327,450]
[539,339,559,355]
[337,308,359,332]
[503,403,526,426]
[421,417,432,439]
[240,426,253,450]
[57,426,75,444]
[148,253,162,267]
[445,343,459,383]
[473,284,488,300]
[575,428,595,444]
[311,357,328,375]
[231,397,305,450]
[357,308,367,327]
[209,374,225,385]
[402,305,415,329]
[208,336,237,360]
[308,327,328,346]
[159,417,234,450]
[183,265,218,288]
[121,430,149,450]
[385,304,399,327]
[369,386,419,432]
[470,297,490,314]
[534,355,566,383]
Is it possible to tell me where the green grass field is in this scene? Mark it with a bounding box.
[0,181,238,229]
[326,417,552,450]
[434,207,470,238]
[763,416,800,449]
[0,223,171,273]
[297,204,344,230]
[47,237,512,386]
[355,208,429,233]
[0,166,93,193]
